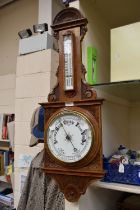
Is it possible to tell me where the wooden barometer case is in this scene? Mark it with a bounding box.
[41,7,104,202]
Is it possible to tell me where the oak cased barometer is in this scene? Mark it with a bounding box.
[41,7,104,202]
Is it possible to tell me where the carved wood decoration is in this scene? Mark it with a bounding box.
[41,7,104,202]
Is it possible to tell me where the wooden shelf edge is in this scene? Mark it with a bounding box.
[0,176,7,183]
[0,147,9,151]
[0,139,10,142]
[92,181,140,194]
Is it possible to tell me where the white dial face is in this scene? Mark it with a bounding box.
[64,35,74,91]
[47,111,93,163]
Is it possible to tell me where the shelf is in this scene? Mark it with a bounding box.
[92,0,140,29]
[0,140,10,143]
[0,147,9,151]
[0,176,7,183]
[93,80,140,102]
[0,139,10,151]
[0,180,12,191]
[93,181,140,194]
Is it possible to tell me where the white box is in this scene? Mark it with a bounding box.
[17,49,53,76]
[16,72,51,98]
[19,32,53,55]
[111,22,140,82]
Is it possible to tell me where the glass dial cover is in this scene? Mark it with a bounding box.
[47,111,93,163]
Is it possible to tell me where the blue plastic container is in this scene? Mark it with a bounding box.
[103,159,140,186]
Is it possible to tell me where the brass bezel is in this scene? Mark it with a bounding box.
[45,107,100,168]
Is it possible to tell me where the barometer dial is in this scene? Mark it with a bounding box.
[47,110,94,163]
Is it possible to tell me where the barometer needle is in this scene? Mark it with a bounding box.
[66,135,77,152]
[59,120,68,136]
[59,120,78,152]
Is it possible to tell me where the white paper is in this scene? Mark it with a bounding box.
[18,154,32,168]
[118,163,124,173]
